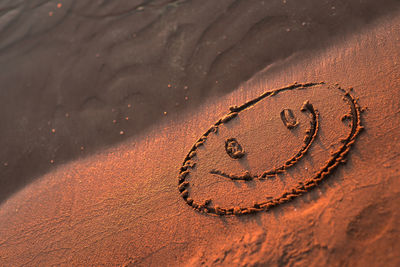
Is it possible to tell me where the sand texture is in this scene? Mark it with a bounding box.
[1,0,400,266]
[1,0,400,203]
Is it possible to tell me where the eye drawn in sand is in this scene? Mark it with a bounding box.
[178,82,363,216]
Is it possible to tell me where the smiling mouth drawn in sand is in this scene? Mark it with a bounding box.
[178,82,363,216]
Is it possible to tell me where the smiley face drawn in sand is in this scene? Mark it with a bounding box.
[178,82,363,216]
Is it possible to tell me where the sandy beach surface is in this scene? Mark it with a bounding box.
[1,1,400,266]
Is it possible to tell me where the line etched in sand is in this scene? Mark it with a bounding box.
[178,82,364,216]
[280,108,299,129]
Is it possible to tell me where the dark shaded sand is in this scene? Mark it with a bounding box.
[1,0,400,204]
[1,1,400,267]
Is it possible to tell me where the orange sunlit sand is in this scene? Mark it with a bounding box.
[1,1,400,266]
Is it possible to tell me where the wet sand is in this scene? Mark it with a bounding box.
[1,1,400,266]
[1,0,400,204]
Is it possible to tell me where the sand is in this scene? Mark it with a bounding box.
[1,0,400,204]
[178,82,364,216]
[1,0,400,266]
